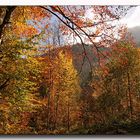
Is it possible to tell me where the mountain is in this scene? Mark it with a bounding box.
[71,44,99,84]
[39,26,140,84]
[40,44,108,84]
[128,26,140,46]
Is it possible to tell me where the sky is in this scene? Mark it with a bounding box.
[86,6,140,28]
[120,6,140,28]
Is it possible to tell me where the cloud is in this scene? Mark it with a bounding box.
[120,6,140,28]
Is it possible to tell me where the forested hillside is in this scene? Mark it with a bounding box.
[128,26,140,46]
[0,6,140,135]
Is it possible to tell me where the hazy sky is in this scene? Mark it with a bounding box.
[121,6,140,28]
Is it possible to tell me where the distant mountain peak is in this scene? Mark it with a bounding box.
[128,26,140,46]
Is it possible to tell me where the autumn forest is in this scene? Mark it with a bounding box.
[0,6,140,135]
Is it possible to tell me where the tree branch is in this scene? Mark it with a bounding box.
[0,78,10,90]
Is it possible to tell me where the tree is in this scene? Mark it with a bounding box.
[29,48,81,133]
[95,40,140,124]
[52,50,81,131]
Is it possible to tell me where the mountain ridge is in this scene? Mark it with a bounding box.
[128,26,140,46]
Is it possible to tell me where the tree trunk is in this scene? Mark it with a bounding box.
[0,6,16,39]
[127,71,133,120]
[67,99,70,132]
[54,94,60,130]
